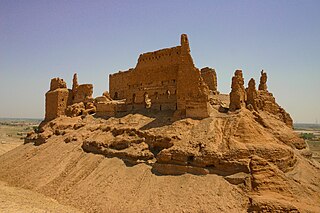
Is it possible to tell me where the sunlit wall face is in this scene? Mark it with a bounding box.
[0,0,319,123]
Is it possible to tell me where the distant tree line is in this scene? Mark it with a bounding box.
[300,133,315,140]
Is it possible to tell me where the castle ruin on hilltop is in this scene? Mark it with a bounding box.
[108,34,216,118]
[44,34,293,128]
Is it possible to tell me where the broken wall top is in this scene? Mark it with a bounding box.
[50,78,67,91]
[136,46,181,69]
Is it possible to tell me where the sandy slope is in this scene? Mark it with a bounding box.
[0,111,320,212]
[0,180,81,213]
[0,140,248,212]
[0,128,82,213]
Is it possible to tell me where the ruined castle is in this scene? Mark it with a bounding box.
[108,34,218,118]
[44,34,292,127]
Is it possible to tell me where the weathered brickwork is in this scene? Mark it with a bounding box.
[109,34,213,117]
[45,75,94,121]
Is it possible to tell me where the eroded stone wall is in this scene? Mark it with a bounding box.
[201,67,218,94]
[176,34,211,117]
[109,34,211,117]
[45,74,95,121]
[73,84,93,103]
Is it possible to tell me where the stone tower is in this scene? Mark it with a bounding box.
[45,78,70,121]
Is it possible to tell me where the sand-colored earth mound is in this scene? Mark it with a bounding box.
[0,180,81,213]
[1,108,320,212]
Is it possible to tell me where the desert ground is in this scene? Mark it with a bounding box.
[0,116,320,212]
[0,119,82,212]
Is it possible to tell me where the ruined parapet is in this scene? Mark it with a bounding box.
[177,34,212,118]
[69,73,94,104]
[246,78,258,111]
[201,67,218,94]
[45,78,70,121]
[95,100,127,117]
[50,78,67,91]
[258,70,268,91]
[44,74,96,121]
[229,70,246,111]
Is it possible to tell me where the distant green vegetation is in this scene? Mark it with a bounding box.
[300,133,315,140]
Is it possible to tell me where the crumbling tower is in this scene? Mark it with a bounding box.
[45,78,70,121]
[176,34,212,117]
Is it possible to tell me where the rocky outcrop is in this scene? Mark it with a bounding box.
[29,107,306,173]
[229,70,246,111]
[258,70,268,91]
[254,71,294,128]
[246,78,258,111]
[72,73,79,92]
[256,90,293,127]
[20,105,320,211]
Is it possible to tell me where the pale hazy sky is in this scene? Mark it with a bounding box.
[0,0,319,123]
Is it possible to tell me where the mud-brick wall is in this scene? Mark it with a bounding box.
[45,89,70,121]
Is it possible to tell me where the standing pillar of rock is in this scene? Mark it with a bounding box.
[72,73,79,92]
[72,73,79,103]
[246,78,258,111]
[229,70,246,111]
[176,34,211,118]
[258,70,268,91]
